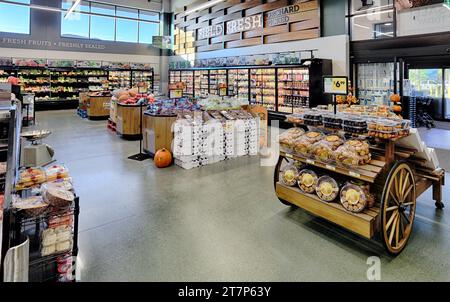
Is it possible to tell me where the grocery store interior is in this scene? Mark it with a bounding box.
[1,0,450,282]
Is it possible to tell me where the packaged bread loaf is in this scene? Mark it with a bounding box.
[279,128,305,151]
[335,139,371,167]
[15,167,46,190]
[293,131,324,156]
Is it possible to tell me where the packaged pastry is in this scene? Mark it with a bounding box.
[293,131,324,156]
[15,167,46,190]
[45,165,70,182]
[48,214,73,228]
[335,139,371,167]
[42,228,57,246]
[316,176,340,202]
[298,169,319,194]
[280,164,299,187]
[340,181,374,213]
[342,117,367,135]
[310,141,335,163]
[323,114,343,129]
[12,195,49,217]
[56,240,72,253]
[43,186,75,208]
[44,178,74,192]
[286,114,304,124]
[278,128,305,151]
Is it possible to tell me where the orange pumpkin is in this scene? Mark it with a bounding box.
[393,105,402,113]
[390,94,401,103]
[154,148,172,168]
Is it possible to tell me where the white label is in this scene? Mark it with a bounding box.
[326,164,336,171]
[349,171,361,178]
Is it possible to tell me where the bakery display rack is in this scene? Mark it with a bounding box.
[275,123,445,255]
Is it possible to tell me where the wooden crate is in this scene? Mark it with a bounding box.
[142,114,177,155]
[87,96,111,119]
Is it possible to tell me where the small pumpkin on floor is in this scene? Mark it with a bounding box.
[154,148,172,168]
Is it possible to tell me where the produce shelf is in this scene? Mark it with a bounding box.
[276,182,379,239]
[280,151,385,183]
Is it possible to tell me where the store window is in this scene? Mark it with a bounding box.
[139,11,160,44]
[116,7,138,43]
[60,1,160,45]
[61,0,90,39]
[349,0,394,41]
[90,2,115,41]
[409,69,443,98]
[0,0,30,35]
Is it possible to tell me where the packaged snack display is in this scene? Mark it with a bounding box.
[293,131,324,156]
[45,165,70,182]
[280,164,299,187]
[12,195,49,217]
[316,176,340,202]
[323,114,343,130]
[43,186,75,208]
[41,226,73,256]
[278,128,305,151]
[335,139,371,167]
[322,134,345,149]
[303,112,323,126]
[298,169,319,194]
[340,181,374,213]
[286,114,304,124]
[16,168,46,190]
[343,117,367,135]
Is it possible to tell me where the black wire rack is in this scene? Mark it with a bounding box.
[12,196,80,282]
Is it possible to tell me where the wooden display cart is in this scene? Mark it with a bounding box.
[116,103,144,139]
[142,112,177,157]
[87,95,111,120]
[274,133,445,255]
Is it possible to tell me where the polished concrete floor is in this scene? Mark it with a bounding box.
[33,110,450,282]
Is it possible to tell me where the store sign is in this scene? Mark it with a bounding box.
[1,37,106,50]
[323,76,348,95]
[397,3,450,36]
[266,4,303,27]
[198,24,224,40]
[170,89,183,99]
[226,15,263,34]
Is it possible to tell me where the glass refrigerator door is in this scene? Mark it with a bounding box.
[209,69,227,96]
[277,67,310,114]
[169,71,181,84]
[357,63,395,106]
[228,69,238,97]
[181,71,194,95]
[250,68,276,111]
[132,71,153,92]
[194,70,209,97]
[237,69,249,104]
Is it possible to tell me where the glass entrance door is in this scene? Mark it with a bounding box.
[408,68,443,119]
[445,69,450,119]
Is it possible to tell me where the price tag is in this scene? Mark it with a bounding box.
[306,159,315,165]
[323,76,349,96]
[349,171,361,178]
[326,164,336,171]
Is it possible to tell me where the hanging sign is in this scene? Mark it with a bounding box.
[323,76,348,96]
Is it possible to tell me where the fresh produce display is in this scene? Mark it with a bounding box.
[298,169,319,194]
[113,88,155,106]
[316,176,340,202]
[281,164,300,187]
[154,148,173,168]
[335,139,371,167]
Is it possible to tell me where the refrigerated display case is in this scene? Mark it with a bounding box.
[131,70,154,93]
[277,67,310,114]
[0,68,17,83]
[181,71,194,96]
[194,70,209,96]
[108,70,131,90]
[228,69,249,103]
[356,62,397,105]
[168,59,332,117]
[209,69,227,96]
[250,68,276,111]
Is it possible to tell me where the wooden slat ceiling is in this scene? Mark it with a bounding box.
[174,0,320,55]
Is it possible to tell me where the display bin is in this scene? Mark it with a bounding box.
[87,96,111,120]
[116,103,144,140]
[142,112,177,157]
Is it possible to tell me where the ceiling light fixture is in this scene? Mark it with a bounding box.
[184,0,225,15]
[64,0,81,19]
[353,9,393,18]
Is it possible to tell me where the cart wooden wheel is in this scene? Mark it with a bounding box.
[274,155,295,206]
[380,162,416,255]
